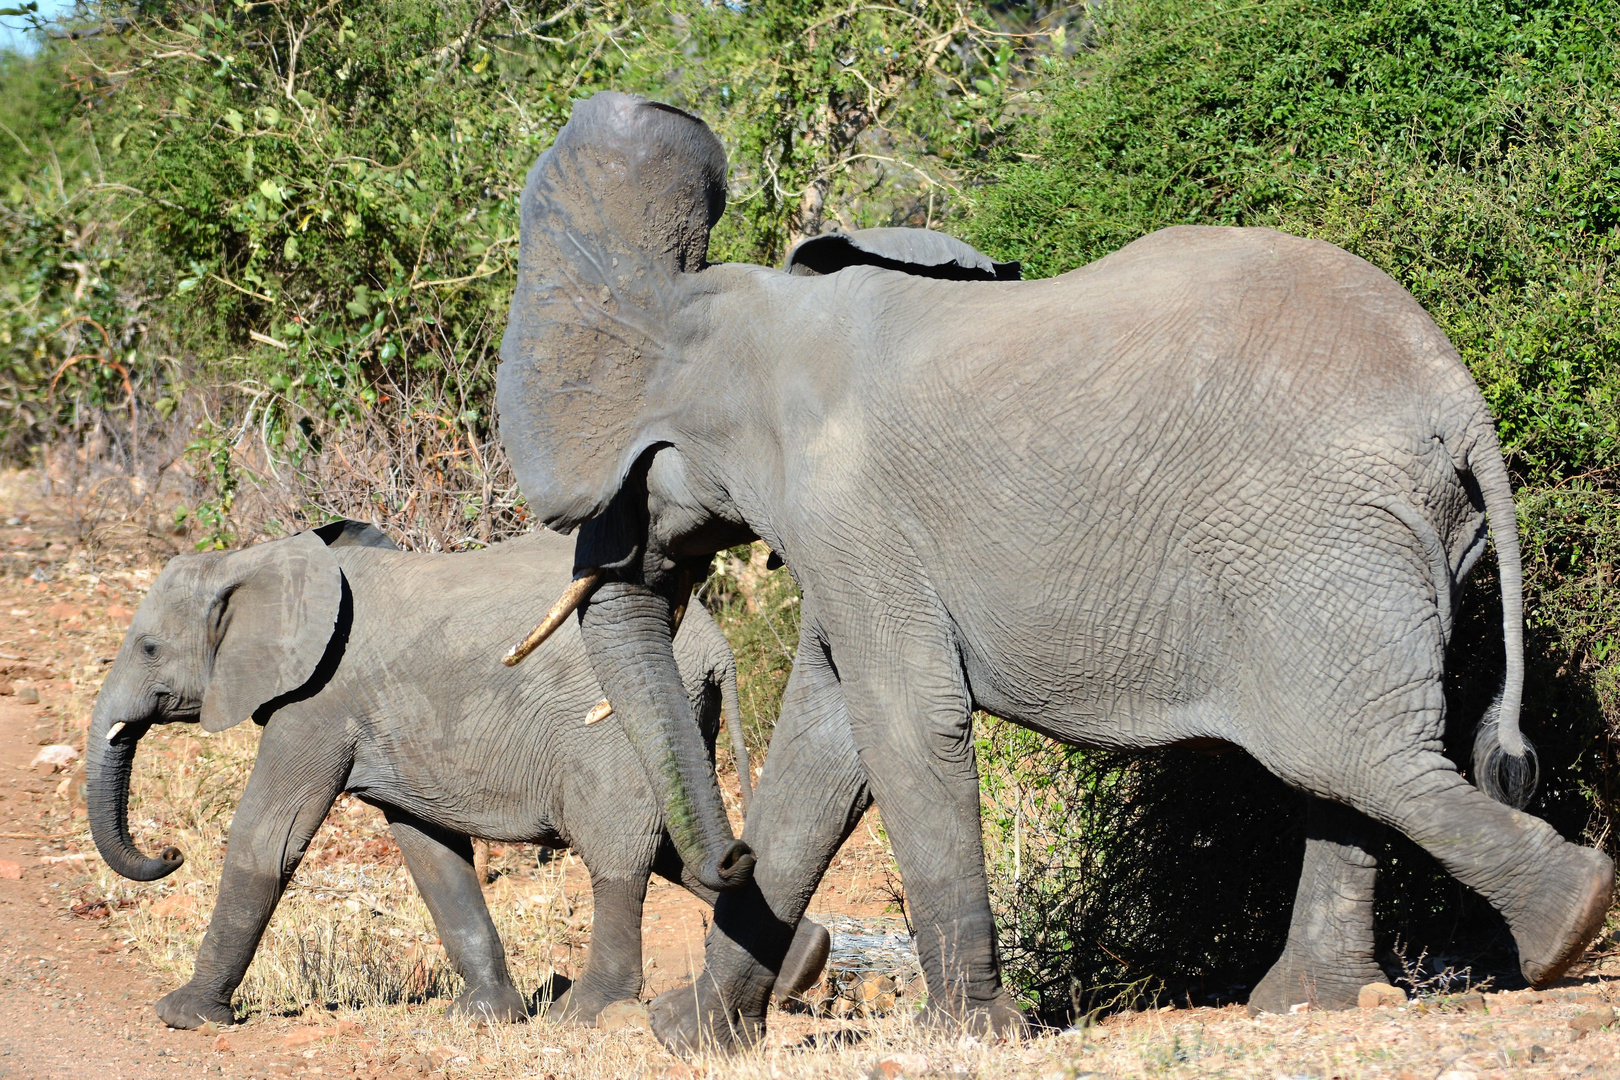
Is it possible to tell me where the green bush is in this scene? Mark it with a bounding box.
[967,0,1620,1016]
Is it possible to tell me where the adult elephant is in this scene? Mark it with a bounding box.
[493,92,1613,1049]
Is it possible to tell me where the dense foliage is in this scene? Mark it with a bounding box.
[1,0,1617,1024]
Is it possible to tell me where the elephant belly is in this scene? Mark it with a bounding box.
[346,756,565,846]
[953,561,1238,751]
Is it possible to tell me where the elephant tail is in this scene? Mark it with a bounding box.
[1467,434,1537,809]
[720,651,752,815]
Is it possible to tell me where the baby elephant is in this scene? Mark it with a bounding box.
[86,521,828,1028]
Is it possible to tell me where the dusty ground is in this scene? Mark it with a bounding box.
[4,466,1620,1079]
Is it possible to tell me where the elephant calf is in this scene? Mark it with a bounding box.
[86,521,827,1029]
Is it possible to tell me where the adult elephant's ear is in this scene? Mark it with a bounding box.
[199,531,344,732]
[784,227,1021,281]
[312,519,399,550]
[496,91,727,533]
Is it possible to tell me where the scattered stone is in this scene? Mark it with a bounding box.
[151,893,198,920]
[597,999,649,1032]
[870,1053,928,1078]
[0,681,11,695]
[1528,1044,1549,1062]
[0,860,20,880]
[212,1034,232,1052]
[29,744,75,770]
[1568,1008,1614,1038]
[39,853,89,872]
[1454,993,1487,1013]
[425,1045,465,1069]
[1358,983,1407,1009]
[1288,1001,1312,1014]
[16,685,39,704]
[282,1026,332,1048]
[336,1019,363,1036]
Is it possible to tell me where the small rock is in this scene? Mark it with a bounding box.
[1569,1008,1614,1038]
[1435,1071,1478,1080]
[16,686,39,704]
[336,1019,363,1036]
[0,681,11,695]
[1528,1044,1548,1062]
[281,1026,332,1048]
[0,860,20,880]
[597,999,649,1032]
[1455,992,1487,1013]
[151,893,198,920]
[1358,983,1407,1009]
[425,1045,465,1069]
[858,975,897,1002]
[30,745,75,770]
[212,1034,232,1052]
[1288,1001,1311,1014]
[876,1053,928,1077]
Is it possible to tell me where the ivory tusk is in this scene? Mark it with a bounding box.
[105,722,126,742]
[584,699,613,725]
[503,569,602,667]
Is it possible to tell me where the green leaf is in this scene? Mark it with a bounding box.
[282,234,299,261]
[223,109,243,133]
[258,178,285,204]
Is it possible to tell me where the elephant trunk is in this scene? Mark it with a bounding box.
[578,580,754,892]
[86,699,184,882]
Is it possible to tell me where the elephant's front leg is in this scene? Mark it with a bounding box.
[1249,798,1386,1013]
[546,876,650,1025]
[835,622,1026,1037]
[157,726,349,1029]
[650,626,870,1054]
[384,811,528,1023]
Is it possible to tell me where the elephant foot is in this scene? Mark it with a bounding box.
[649,973,763,1056]
[1513,844,1613,987]
[1248,949,1385,1014]
[918,989,1029,1039]
[545,981,638,1027]
[774,919,832,1001]
[452,981,530,1023]
[156,983,236,1029]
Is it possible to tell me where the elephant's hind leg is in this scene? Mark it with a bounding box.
[386,811,528,1023]
[1249,798,1385,1013]
[1250,590,1612,994]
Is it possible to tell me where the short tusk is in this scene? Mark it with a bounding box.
[105,722,126,742]
[584,698,613,725]
[503,569,601,667]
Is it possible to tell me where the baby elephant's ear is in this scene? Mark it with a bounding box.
[784,227,1021,281]
[200,531,344,732]
[311,518,399,550]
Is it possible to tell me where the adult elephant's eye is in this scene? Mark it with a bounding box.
[141,639,159,659]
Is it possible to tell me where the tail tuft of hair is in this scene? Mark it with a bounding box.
[1471,688,1539,809]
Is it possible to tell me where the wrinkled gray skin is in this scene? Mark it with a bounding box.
[493,92,1614,1052]
[85,521,828,1030]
